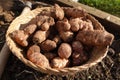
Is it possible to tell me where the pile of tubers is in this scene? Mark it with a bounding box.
[10,4,114,69]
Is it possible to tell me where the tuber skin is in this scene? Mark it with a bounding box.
[51,4,64,20]
[60,31,74,42]
[72,51,88,66]
[28,52,50,68]
[44,52,57,60]
[36,15,55,31]
[47,17,55,26]
[23,24,37,35]
[53,35,62,45]
[58,43,72,59]
[36,15,48,27]
[33,30,49,44]
[72,41,83,52]
[39,4,64,20]
[11,30,28,47]
[27,45,50,68]
[41,17,55,31]
[21,18,38,32]
[51,57,69,68]
[27,45,40,55]
[56,18,71,32]
[69,18,93,32]
[20,17,37,30]
[69,18,80,32]
[41,22,50,31]
[63,7,86,18]
[76,30,114,46]
[11,24,37,47]
[40,39,57,52]
[81,21,93,31]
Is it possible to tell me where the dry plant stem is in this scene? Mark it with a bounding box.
[0,1,32,79]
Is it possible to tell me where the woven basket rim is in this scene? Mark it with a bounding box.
[6,7,108,75]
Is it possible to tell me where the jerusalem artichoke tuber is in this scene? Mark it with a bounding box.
[69,18,93,31]
[56,18,71,32]
[36,15,55,31]
[27,45,50,68]
[51,4,64,20]
[23,24,37,35]
[33,30,49,44]
[27,52,50,67]
[44,52,57,60]
[40,39,57,52]
[60,31,74,42]
[76,30,114,46]
[27,45,40,55]
[51,57,69,68]
[72,41,83,52]
[69,18,80,32]
[63,7,86,18]
[72,51,88,66]
[11,30,28,47]
[53,35,62,45]
[58,43,72,59]
[39,4,64,20]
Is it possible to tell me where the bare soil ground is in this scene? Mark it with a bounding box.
[0,0,120,80]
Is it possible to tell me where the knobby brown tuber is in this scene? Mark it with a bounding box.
[33,30,49,44]
[60,31,74,42]
[44,52,57,60]
[37,15,47,27]
[58,43,72,59]
[72,51,88,66]
[53,35,62,45]
[63,7,86,18]
[11,21,37,47]
[69,18,93,32]
[72,41,83,52]
[39,4,64,20]
[27,45,40,55]
[51,57,69,68]
[41,22,50,31]
[11,30,28,47]
[72,41,88,66]
[76,30,114,46]
[11,20,37,47]
[27,45,50,68]
[69,18,80,32]
[20,18,37,30]
[37,15,55,31]
[22,22,37,35]
[56,18,71,32]
[81,21,93,30]
[40,39,57,52]
[51,4,64,20]
[23,24,37,35]
[56,18,74,42]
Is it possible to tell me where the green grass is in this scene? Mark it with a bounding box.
[79,0,120,17]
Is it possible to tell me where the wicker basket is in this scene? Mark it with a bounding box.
[6,7,109,75]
